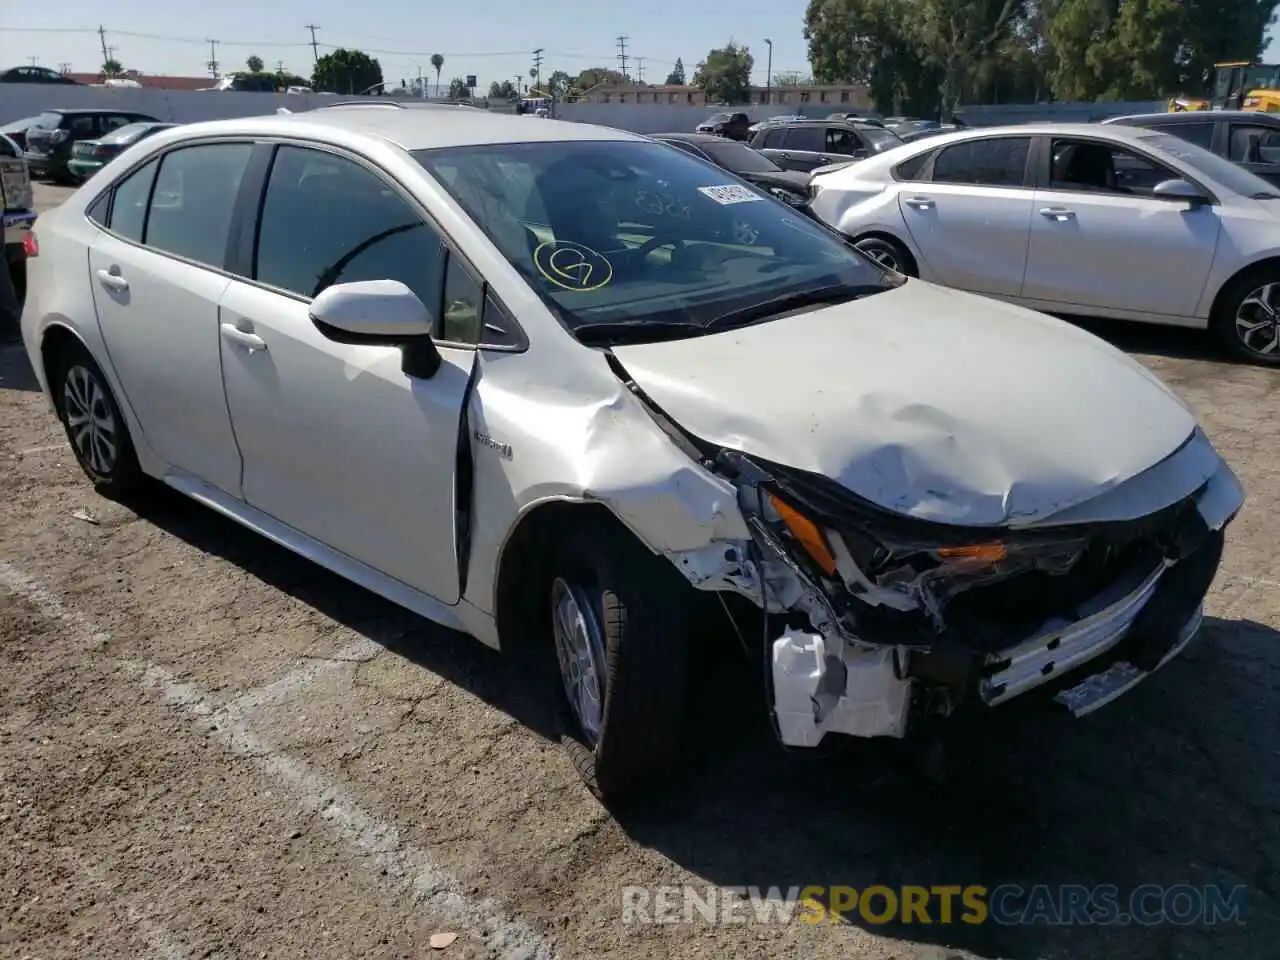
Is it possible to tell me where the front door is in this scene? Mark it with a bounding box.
[218,143,477,603]
[87,142,253,495]
[1022,137,1220,316]
[896,135,1035,297]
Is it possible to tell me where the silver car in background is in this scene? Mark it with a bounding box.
[807,122,1280,363]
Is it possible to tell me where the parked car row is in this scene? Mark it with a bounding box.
[18,104,1245,800]
[4,108,171,183]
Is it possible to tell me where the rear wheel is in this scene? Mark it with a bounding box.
[852,235,916,277]
[1212,267,1280,364]
[51,342,143,495]
[549,522,694,802]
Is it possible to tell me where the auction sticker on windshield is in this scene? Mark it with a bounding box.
[698,184,763,205]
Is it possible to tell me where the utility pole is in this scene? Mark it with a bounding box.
[97,25,110,70]
[417,65,424,98]
[764,38,773,105]
[532,48,544,93]
[514,74,523,94]
[58,62,72,76]
[305,24,321,63]
[206,39,219,79]
[276,59,285,74]
[27,56,38,67]
[616,35,629,81]
[636,57,645,84]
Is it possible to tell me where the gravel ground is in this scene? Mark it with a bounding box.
[1,182,1278,960]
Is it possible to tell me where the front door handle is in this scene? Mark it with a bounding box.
[220,322,268,354]
[903,196,934,210]
[95,267,128,291]
[1039,207,1076,221]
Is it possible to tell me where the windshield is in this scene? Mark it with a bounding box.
[856,126,904,150]
[701,140,782,174]
[31,112,63,129]
[414,140,896,343]
[1138,132,1278,196]
[707,113,732,123]
[101,122,161,144]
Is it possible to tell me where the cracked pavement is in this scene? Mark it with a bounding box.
[0,183,1278,959]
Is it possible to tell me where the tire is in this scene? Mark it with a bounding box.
[1211,266,1280,364]
[50,341,143,496]
[852,235,916,277]
[549,521,695,803]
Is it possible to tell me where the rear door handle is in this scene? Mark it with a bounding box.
[903,196,934,210]
[220,322,268,354]
[95,268,128,291]
[1039,207,1075,221]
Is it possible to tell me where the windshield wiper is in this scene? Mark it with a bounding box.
[707,283,892,332]
[572,319,709,346]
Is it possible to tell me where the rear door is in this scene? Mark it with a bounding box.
[1225,121,1280,188]
[87,142,253,494]
[1023,136,1219,316]
[768,126,842,172]
[895,135,1035,297]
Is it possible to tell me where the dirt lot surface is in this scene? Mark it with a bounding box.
[2,182,1278,960]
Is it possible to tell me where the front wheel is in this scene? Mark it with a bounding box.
[852,235,917,277]
[550,523,694,802]
[1213,269,1280,364]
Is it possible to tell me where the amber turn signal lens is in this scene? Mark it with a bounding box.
[767,492,838,575]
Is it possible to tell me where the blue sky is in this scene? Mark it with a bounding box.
[3,6,1276,92]
[1,2,814,90]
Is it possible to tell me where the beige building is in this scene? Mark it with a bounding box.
[579,83,871,109]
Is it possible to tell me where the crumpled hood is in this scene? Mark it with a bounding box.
[611,281,1199,527]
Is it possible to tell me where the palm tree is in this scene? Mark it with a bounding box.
[430,53,444,97]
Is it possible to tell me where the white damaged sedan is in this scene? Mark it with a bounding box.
[20,106,1244,800]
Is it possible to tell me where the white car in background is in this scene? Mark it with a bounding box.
[20,106,1243,801]
[807,122,1280,363]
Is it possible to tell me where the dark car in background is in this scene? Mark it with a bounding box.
[1,133,36,306]
[23,108,159,182]
[650,132,812,207]
[695,111,752,140]
[0,66,81,85]
[66,121,178,181]
[0,115,42,153]
[746,114,807,136]
[748,119,903,172]
[1103,110,1280,188]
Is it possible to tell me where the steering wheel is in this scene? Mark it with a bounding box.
[635,233,689,261]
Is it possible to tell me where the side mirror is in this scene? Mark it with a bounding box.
[851,149,870,160]
[1152,178,1209,205]
[309,279,442,379]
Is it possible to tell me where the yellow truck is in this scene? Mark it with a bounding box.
[1168,61,1280,112]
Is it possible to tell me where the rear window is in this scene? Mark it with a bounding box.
[707,113,731,123]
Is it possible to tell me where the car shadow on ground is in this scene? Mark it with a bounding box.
[131,485,1278,959]
[1065,316,1224,364]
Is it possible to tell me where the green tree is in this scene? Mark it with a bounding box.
[447,77,471,99]
[246,55,264,74]
[431,53,444,96]
[312,48,384,95]
[547,69,573,97]
[692,42,754,103]
[102,58,123,76]
[915,0,1026,112]
[488,79,518,99]
[573,67,624,91]
[665,57,686,85]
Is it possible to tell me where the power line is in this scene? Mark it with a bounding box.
[616,34,629,80]
[305,24,321,63]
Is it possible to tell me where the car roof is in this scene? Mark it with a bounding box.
[144,104,644,151]
[887,122,1163,146]
[43,108,153,115]
[1105,110,1280,125]
[651,132,727,144]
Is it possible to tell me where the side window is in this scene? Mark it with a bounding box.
[1050,139,1175,195]
[440,254,484,344]
[481,292,524,349]
[145,143,252,267]
[932,138,1030,187]
[105,158,159,242]
[783,126,825,152]
[762,128,787,148]
[102,115,133,133]
[1229,124,1280,164]
[255,145,445,315]
[894,151,932,182]
[826,128,859,155]
[65,115,95,136]
[1156,121,1215,150]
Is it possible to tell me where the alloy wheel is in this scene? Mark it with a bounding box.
[62,364,117,476]
[855,240,901,272]
[1235,282,1280,358]
[551,577,608,748]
